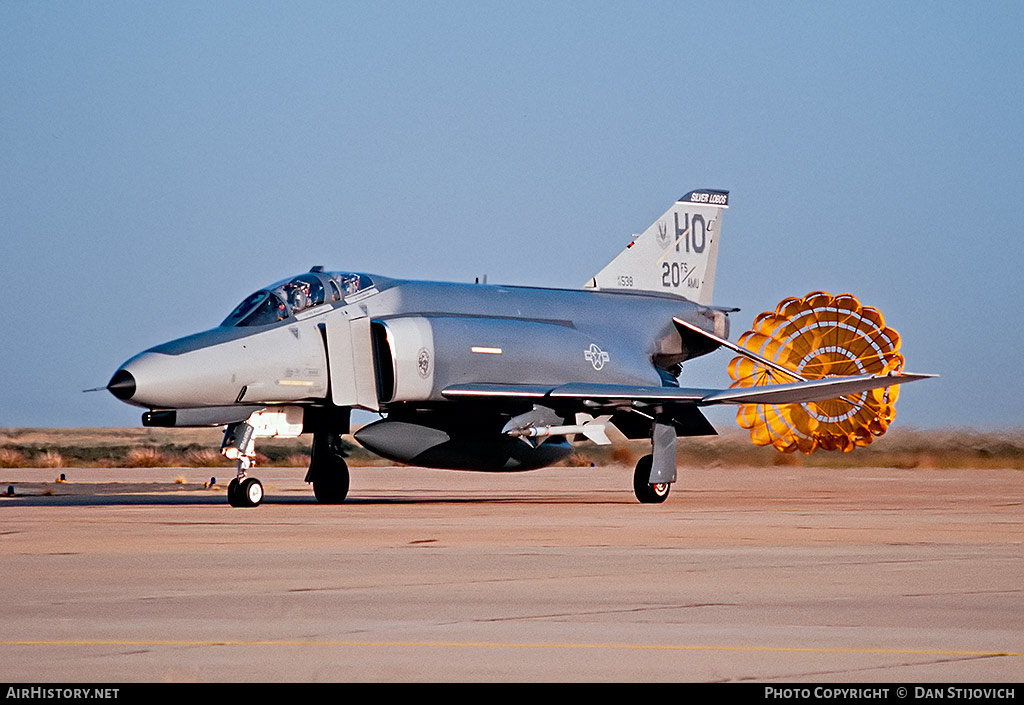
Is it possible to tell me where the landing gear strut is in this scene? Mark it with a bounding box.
[219,407,308,507]
[306,431,349,504]
[222,422,263,507]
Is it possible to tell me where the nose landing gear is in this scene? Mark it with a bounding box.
[222,422,263,507]
[219,407,308,507]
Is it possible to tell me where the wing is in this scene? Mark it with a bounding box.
[442,373,933,406]
[442,373,934,438]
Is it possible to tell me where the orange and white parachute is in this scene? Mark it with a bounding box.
[727,292,904,454]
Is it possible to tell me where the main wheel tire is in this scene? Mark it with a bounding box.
[237,477,264,507]
[312,458,349,504]
[633,455,671,504]
[309,432,350,504]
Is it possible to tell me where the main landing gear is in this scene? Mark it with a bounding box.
[306,431,349,504]
[632,416,678,504]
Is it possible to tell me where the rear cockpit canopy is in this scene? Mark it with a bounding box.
[221,270,373,327]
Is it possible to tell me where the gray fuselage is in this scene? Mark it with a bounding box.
[108,273,729,470]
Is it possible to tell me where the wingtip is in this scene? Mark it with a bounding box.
[886,372,940,381]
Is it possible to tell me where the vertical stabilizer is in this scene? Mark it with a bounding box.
[584,189,728,305]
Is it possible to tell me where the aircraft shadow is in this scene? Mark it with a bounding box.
[1,493,628,507]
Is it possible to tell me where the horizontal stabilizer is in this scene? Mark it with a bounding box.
[673,316,805,381]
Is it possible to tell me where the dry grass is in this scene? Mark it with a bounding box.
[125,447,170,467]
[185,448,229,467]
[0,426,1020,470]
[37,451,64,468]
[282,453,311,468]
[0,448,27,468]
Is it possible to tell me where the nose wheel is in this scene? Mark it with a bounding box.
[228,476,264,507]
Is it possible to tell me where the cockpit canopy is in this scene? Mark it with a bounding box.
[221,270,373,327]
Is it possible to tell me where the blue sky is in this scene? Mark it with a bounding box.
[1,1,1022,429]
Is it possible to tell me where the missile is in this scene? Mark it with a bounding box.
[505,414,613,445]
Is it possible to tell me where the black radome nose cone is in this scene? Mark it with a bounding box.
[107,369,136,400]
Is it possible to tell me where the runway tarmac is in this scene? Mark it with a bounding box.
[1,463,1021,682]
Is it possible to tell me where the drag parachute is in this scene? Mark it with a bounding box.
[727,292,904,453]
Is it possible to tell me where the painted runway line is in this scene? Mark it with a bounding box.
[4,640,1021,658]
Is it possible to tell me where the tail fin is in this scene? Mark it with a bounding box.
[584,189,728,305]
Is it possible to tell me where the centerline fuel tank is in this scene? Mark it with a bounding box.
[353,410,574,471]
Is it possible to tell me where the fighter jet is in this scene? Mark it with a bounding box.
[106,189,932,507]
